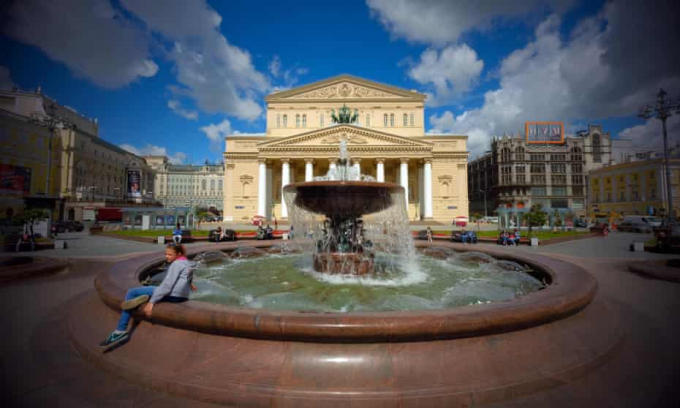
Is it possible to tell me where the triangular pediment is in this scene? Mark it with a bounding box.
[266,75,426,102]
[258,125,432,150]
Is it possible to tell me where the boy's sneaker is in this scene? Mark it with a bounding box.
[121,295,150,310]
[99,331,129,348]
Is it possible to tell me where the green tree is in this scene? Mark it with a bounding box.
[16,208,48,237]
[524,204,548,237]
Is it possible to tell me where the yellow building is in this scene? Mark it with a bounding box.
[589,157,680,219]
[0,103,62,221]
[223,75,469,223]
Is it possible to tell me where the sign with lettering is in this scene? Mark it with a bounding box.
[525,122,564,144]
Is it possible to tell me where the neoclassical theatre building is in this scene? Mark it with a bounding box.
[222,75,469,223]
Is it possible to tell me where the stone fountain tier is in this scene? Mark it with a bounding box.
[313,252,374,276]
[284,181,403,217]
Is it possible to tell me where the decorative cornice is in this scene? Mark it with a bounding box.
[265,74,426,102]
[258,125,433,150]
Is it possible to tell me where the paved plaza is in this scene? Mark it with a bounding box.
[2,232,679,406]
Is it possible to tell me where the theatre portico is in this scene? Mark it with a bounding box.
[222,75,469,223]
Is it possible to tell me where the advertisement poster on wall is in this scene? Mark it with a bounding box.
[0,164,32,196]
[127,170,141,198]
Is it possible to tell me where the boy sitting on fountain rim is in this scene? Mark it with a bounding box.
[99,243,196,349]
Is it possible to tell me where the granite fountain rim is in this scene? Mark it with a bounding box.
[94,240,597,342]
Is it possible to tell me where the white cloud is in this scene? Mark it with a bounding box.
[119,143,186,164]
[367,0,572,46]
[267,55,308,91]
[426,4,680,158]
[615,116,680,160]
[120,0,269,120]
[0,66,15,90]
[408,45,484,106]
[269,55,282,78]
[429,111,456,133]
[199,119,232,151]
[5,0,158,88]
[167,99,198,120]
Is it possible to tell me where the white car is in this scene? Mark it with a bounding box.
[482,216,499,223]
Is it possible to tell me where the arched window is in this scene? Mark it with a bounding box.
[320,113,324,127]
[592,134,601,163]
[403,113,408,126]
[218,180,223,190]
[201,179,206,191]
[515,146,525,161]
[210,179,215,191]
[296,114,300,128]
[276,114,280,127]
[390,113,395,127]
[383,114,388,127]
[283,114,287,127]
[302,114,307,128]
[410,113,414,126]
[501,147,512,162]
[366,114,371,127]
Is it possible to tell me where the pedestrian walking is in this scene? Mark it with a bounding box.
[426,226,433,243]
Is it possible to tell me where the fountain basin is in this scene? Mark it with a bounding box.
[68,241,624,407]
[93,241,594,341]
[285,181,402,217]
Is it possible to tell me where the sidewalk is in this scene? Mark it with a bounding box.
[1,231,212,259]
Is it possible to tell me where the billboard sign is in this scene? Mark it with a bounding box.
[0,164,31,196]
[127,170,141,198]
[525,122,564,144]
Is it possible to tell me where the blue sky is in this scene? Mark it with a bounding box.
[2,0,679,163]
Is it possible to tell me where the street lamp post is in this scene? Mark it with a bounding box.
[29,104,70,197]
[478,189,488,218]
[638,88,680,221]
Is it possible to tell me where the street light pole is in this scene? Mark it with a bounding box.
[479,189,488,218]
[638,88,680,221]
[29,104,69,197]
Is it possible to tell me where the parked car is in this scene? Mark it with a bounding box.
[622,215,662,228]
[482,216,499,223]
[617,221,652,233]
[208,229,237,242]
[573,219,587,228]
[654,221,680,253]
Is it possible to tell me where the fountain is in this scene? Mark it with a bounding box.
[284,140,406,275]
[72,133,623,406]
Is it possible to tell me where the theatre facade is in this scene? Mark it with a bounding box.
[222,75,469,223]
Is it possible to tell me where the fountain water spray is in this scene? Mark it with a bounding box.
[284,140,419,276]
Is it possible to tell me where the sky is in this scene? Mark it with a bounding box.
[1,0,679,164]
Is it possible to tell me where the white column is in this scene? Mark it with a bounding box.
[424,159,433,219]
[400,158,409,209]
[353,158,361,176]
[305,159,314,182]
[329,159,337,180]
[257,160,267,217]
[376,158,385,182]
[281,159,290,218]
